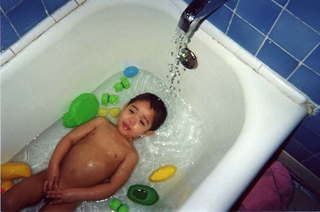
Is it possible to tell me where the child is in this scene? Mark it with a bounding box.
[2,93,167,212]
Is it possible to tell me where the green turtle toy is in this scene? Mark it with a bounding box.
[63,93,99,128]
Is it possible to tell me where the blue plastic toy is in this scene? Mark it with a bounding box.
[123,66,139,78]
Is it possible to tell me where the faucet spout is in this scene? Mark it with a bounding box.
[178,0,227,42]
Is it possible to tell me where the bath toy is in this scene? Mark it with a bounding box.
[149,165,177,182]
[114,77,130,92]
[108,198,122,211]
[127,184,159,205]
[101,93,119,106]
[1,180,14,192]
[1,162,32,180]
[63,93,99,128]
[123,66,139,78]
[108,198,129,212]
[108,107,121,118]
[118,204,129,212]
[98,108,109,117]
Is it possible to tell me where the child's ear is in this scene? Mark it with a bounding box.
[143,130,155,136]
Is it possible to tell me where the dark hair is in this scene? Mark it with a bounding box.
[128,93,167,131]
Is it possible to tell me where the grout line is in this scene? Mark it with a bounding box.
[1,7,21,38]
[225,0,240,34]
[254,2,287,56]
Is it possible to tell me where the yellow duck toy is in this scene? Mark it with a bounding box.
[1,162,32,192]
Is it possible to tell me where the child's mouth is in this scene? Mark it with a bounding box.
[122,121,131,131]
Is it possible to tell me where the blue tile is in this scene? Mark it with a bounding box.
[270,11,320,60]
[0,0,23,13]
[302,113,320,136]
[273,0,288,6]
[287,0,320,32]
[293,126,320,154]
[284,138,313,162]
[227,15,264,54]
[225,0,238,10]
[302,155,320,177]
[7,0,47,36]
[257,39,298,78]
[305,45,320,75]
[289,65,320,104]
[43,0,70,14]
[208,5,232,33]
[236,0,281,34]
[0,12,19,51]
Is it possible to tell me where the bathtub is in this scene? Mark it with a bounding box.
[1,0,309,211]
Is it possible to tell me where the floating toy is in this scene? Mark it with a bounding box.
[1,180,14,192]
[114,77,130,92]
[149,165,177,182]
[98,108,109,117]
[1,162,32,180]
[101,93,119,106]
[123,66,139,78]
[63,93,99,128]
[127,184,159,206]
[108,198,129,212]
[108,107,121,118]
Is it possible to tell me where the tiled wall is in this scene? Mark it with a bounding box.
[204,0,320,178]
[1,0,319,178]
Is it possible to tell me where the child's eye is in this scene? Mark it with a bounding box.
[140,120,145,126]
[129,109,134,114]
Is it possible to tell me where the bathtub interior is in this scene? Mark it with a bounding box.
[2,1,245,210]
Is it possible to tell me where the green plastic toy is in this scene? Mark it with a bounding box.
[127,184,159,206]
[101,93,119,106]
[114,77,130,92]
[108,198,129,212]
[63,93,99,128]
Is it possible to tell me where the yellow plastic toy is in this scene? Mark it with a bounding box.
[1,162,32,180]
[1,180,14,192]
[97,107,121,118]
[149,165,177,182]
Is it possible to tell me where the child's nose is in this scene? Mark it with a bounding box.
[128,116,137,125]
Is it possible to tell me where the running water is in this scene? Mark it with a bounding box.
[166,28,190,93]
[13,70,203,212]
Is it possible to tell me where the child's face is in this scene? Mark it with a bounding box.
[117,100,155,139]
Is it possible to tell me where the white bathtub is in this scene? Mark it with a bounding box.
[1,0,309,211]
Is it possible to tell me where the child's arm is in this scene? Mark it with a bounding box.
[46,152,138,204]
[44,117,106,192]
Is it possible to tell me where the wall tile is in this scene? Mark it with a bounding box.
[302,113,320,136]
[293,126,320,154]
[284,138,313,162]
[225,0,238,10]
[43,0,70,15]
[7,0,47,37]
[287,0,320,33]
[289,65,320,104]
[207,5,232,33]
[0,0,23,13]
[227,15,264,54]
[1,11,19,51]
[257,39,298,78]
[236,0,281,34]
[304,45,320,75]
[270,11,320,60]
[273,0,288,6]
[302,155,320,177]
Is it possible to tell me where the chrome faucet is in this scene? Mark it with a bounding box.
[178,0,227,42]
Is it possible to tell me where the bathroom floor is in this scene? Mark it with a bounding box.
[288,178,320,211]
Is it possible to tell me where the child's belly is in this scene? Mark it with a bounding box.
[59,142,121,188]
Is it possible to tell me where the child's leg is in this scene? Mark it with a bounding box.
[1,170,47,212]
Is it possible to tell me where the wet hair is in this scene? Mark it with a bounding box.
[128,93,167,131]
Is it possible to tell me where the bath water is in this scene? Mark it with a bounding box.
[167,27,190,93]
[12,70,203,212]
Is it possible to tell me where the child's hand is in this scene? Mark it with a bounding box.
[46,188,81,204]
[43,164,60,192]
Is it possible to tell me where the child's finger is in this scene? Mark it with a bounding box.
[49,199,64,205]
[43,180,48,192]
